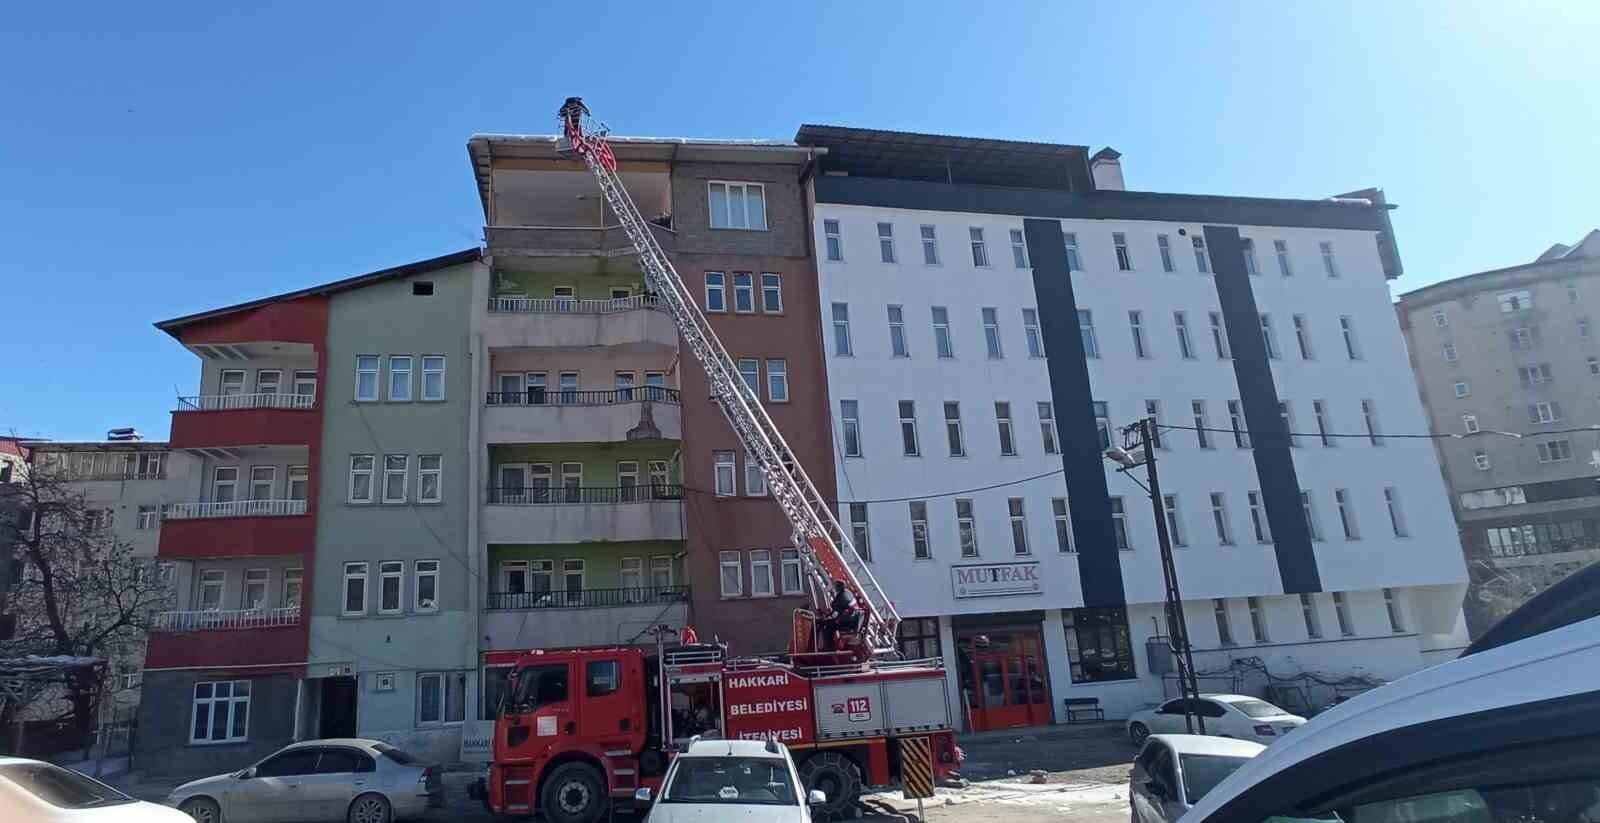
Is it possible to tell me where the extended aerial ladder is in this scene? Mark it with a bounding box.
[557,98,898,657]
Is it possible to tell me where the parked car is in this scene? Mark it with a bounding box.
[1125,694,1305,746]
[1128,734,1264,822]
[636,738,826,823]
[1183,562,1600,821]
[0,757,190,821]
[165,738,441,823]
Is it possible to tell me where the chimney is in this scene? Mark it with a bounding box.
[1090,148,1124,191]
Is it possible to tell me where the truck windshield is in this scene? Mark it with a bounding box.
[505,663,569,714]
[663,757,797,806]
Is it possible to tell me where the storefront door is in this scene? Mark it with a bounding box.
[957,629,1053,731]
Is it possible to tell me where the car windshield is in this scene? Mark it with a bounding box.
[663,757,797,806]
[1228,699,1287,718]
[0,762,136,809]
[1179,753,1254,804]
[372,742,418,765]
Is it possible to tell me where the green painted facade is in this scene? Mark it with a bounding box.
[488,541,684,590]
[489,442,680,486]
[494,269,646,301]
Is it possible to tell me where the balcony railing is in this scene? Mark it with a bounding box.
[486,387,681,406]
[486,585,689,611]
[177,393,316,412]
[487,485,681,505]
[165,499,308,519]
[488,294,662,314]
[153,605,301,631]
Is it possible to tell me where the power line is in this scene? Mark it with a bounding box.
[1155,422,1599,440]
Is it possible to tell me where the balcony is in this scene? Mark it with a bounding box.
[179,393,315,411]
[152,606,302,632]
[486,222,675,262]
[170,394,319,451]
[481,586,689,650]
[165,499,308,519]
[159,500,313,560]
[484,389,682,443]
[484,295,678,350]
[145,607,306,670]
[483,485,683,544]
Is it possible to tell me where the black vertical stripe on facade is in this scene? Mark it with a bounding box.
[1024,218,1127,607]
[1204,225,1322,594]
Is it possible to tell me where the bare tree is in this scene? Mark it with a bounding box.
[0,462,170,751]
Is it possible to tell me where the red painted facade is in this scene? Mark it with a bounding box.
[176,297,328,347]
[145,626,306,674]
[157,515,315,560]
[168,407,320,450]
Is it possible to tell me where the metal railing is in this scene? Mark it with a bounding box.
[485,387,680,406]
[177,393,316,412]
[486,585,688,611]
[164,499,308,519]
[153,605,301,631]
[488,294,662,314]
[486,484,681,505]
[68,471,167,481]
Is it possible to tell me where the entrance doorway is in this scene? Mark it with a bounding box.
[319,676,358,738]
[956,629,1052,731]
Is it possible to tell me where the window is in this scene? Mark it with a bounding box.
[1474,450,1492,470]
[219,369,246,397]
[750,550,774,596]
[919,224,939,264]
[743,451,766,497]
[1063,231,1083,271]
[759,273,782,313]
[1192,236,1211,273]
[1462,413,1480,434]
[849,504,871,561]
[1213,599,1235,646]
[931,306,954,358]
[388,355,413,401]
[943,402,965,456]
[1537,439,1574,462]
[998,497,1028,555]
[1173,312,1195,359]
[1129,310,1150,358]
[1274,239,1292,276]
[910,501,932,559]
[1431,308,1449,327]
[1498,289,1532,312]
[198,569,225,610]
[1163,494,1186,547]
[1110,496,1130,549]
[1589,356,1598,375]
[1333,591,1354,636]
[1279,401,1299,447]
[420,356,445,401]
[416,672,466,725]
[831,303,852,356]
[190,680,250,744]
[209,465,238,504]
[1228,400,1250,448]
[1095,401,1112,449]
[1157,234,1175,272]
[617,460,640,501]
[1052,498,1073,553]
[1260,314,1280,359]
[969,227,989,267]
[1508,325,1540,350]
[840,400,861,457]
[823,219,842,261]
[980,307,1004,359]
[765,359,788,402]
[1113,232,1132,270]
[956,499,978,557]
[877,222,896,263]
[708,182,766,230]
[1210,493,1232,544]
[355,357,379,401]
[255,369,281,395]
[704,272,726,312]
[1362,399,1383,445]
[897,617,941,660]
[1454,381,1471,398]
[995,401,1016,456]
[732,273,755,313]
[1517,363,1555,386]
[780,549,802,593]
[713,451,736,496]
[242,568,268,610]
[1291,593,1321,639]
[1301,490,1323,541]
[417,455,441,503]
[343,562,368,615]
[719,551,742,597]
[1339,316,1362,359]
[1319,241,1339,277]
[1018,308,1044,357]
[248,466,275,501]
[1335,488,1360,540]
[1063,607,1136,682]
[1147,400,1166,448]
[283,568,303,609]
[1209,312,1231,359]
[737,359,759,395]
[1079,309,1100,358]
[1582,317,1594,339]
[136,452,165,479]
[1037,402,1058,454]
[1380,486,1408,537]
[136,505,159,530]
[377,561,404,614]
[1570,283,1582,302]
[1241,238,1260,276]
[1248,491,1271,543]
[1191,400,1212,449]
[1288,314,1314,360]
[1441,341,1459,363]
[382,455,408,503]
[1247,596,1270,643]
[899,401,921,456]
[1528,400,1564,424]
[348,455,374,503]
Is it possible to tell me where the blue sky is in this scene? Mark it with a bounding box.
[2,2,1596,441]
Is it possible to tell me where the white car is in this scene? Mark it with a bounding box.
[165,738,441,823]
[637,738,827,823]
[1127,734,1264,822]
[0,757,190,822]
[1125,694,1305,746]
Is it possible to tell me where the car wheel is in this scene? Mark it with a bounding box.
[1129,722,1150,746]
[347,792,392,823]
[799,751,862,822]
[180,797,221,823]
[541,762,608,823]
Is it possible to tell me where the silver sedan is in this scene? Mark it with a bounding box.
[166,738,441,823]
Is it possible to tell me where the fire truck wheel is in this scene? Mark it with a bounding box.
[542,762,609,823]
[799,752,861,821]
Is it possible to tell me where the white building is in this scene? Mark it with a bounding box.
[795,127,1469,730]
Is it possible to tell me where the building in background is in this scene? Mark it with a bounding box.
[1397,230,1600,637]
[797,126,1469,730]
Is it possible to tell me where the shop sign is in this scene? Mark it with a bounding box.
[951,562,1042,598]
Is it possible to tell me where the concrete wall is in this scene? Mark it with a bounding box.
[493,269,648,300]
[484,307,679,351]
[482,499,683,544]
[133,671,297,777]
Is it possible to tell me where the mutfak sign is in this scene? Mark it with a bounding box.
[950,561,1043,598]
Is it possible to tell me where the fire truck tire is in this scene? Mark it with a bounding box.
[542,762,609,823]
[799,751,862,821]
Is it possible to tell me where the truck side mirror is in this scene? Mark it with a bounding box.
[808,789,827,806]
[634,787,653,804]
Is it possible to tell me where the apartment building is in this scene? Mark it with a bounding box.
[1397,230,1600,637]
[797,126,1469,729]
